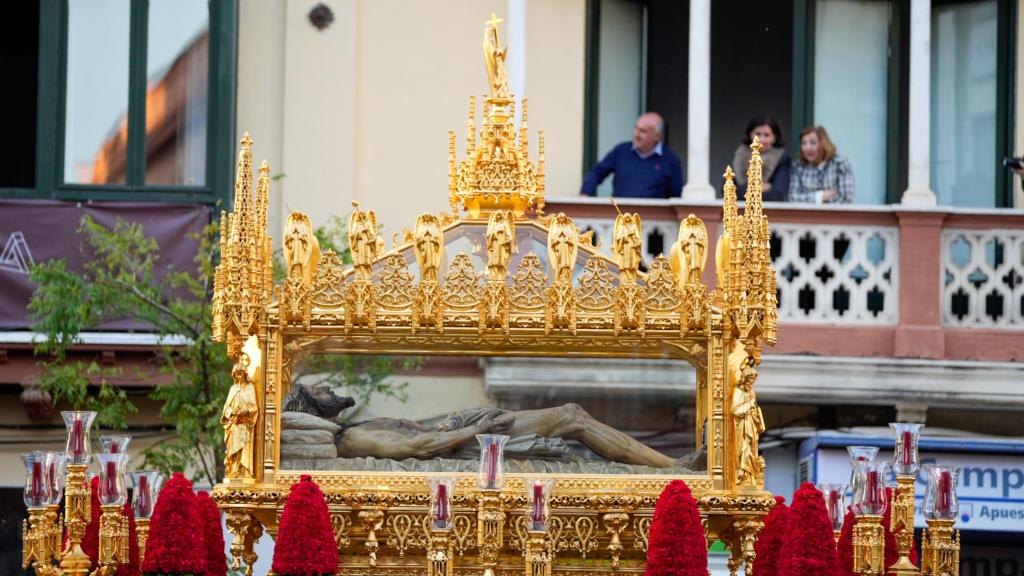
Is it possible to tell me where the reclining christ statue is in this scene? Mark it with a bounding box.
[286,385,687,469]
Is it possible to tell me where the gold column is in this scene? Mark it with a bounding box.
[852,514,885,576]
[921,518,960,576]
[93,504,129,576]
[59,464,92,576]
[477,491,504,576]
[889,475,918,576]
[21,508,55,572]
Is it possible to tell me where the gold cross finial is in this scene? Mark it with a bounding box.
[485,13,503,27]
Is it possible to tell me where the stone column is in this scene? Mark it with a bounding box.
[682,0,715,200]
[901,0,937,206]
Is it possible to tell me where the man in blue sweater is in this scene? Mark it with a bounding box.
[580,112,683,199]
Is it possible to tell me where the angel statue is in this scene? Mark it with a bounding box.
[547,213,579,283]
[283,212,320,284]
[729,340,765,486]
[611,211,642,282]
[415,214,444,283]
[349,201,384,281]
[486,210,516,281]
[670,214,708,287]
[222,335,261,479]
[482,13,511,99]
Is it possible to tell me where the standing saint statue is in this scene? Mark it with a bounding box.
[222,335,261,479]
[482,13,511,99]
[730,342,765,486]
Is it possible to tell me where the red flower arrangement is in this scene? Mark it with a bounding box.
[196,491,227,576]
[77,476,140,576]
[644,479,707,576]
[778,482,842,576]
[836,507,856,576]
[141,472,207,576]
[271,475,337,576]
[752,496,788,576]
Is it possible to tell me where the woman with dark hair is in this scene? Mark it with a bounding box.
[731,115,791,202]
[789,125,855,204]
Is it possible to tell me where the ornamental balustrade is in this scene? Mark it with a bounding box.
[941,228,1024,328]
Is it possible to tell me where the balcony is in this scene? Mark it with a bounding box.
[539,197,1024,362]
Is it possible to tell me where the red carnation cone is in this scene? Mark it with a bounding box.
[271,475,337,576]
[778,482,842,576]
[76,477,140,576]
[752,496,789,576]
[197,491,228,576]
[645,479,707,576]
[836,507,856,576]
[141,472,207,575]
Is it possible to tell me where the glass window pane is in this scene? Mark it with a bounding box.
[930,0,997,207]
[594,0,644,197]
[814,0,890,205]
[64,0,130,185]
[145,0,209,185]
[1,1,39,188]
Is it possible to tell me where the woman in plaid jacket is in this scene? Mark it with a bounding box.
[789,126,855,204]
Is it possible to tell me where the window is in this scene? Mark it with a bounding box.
[1,1,39,189]
[930,0,998,207]
[0,0,236,204]
[813,0,892,205]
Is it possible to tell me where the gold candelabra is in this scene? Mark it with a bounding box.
[849,424,961,576]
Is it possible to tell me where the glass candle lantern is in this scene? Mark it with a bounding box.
[131,471,164,519]
[890,423,924,476]
[852,460,890,516]
[923,464,961,520]
[428,477,456,531]
[62,411,97,465]
[476,434,509,490]
[525,478,554,532]
[100,434,132,455]
[95,453,128,506]
[847,445,879,503]
[45,451,67,506]
[817,483,847,532]
[22,451,51,508]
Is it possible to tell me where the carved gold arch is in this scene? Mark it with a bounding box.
[210,15,778,576]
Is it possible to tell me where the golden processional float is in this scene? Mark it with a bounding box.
[209,14,778,576]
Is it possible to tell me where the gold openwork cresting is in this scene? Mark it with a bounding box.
[210,14,777,575]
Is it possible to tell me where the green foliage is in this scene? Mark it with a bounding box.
[28,213,412,485]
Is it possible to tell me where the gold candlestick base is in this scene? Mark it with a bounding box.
[22,507,57,572]
[60,464,93,576]
[890,474,918,576]
[477,490,504,576]
[427,529,454,576]
[921,518,960,576]
[524,530,552,576]
[135,518,150,566]
[853,514,885,576]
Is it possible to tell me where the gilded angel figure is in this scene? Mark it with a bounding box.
[348,202,384,280]
[547,214,579,283]
[612,212,642,282]
[486,210,516,281]
[415,213,444,283]
[670,214,708,286]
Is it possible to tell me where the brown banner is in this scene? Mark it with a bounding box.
[0,200,210,330]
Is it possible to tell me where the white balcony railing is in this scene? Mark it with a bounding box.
[942,228,1024,328]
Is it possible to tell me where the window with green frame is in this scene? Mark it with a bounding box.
[0,0,237,206]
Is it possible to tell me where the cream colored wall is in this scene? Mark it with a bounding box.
[237,0,587,242]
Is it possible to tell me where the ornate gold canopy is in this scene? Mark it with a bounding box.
[211,14,777,576]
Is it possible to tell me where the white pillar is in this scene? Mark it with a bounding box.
[507,0,527,105]
[901,0,937,206]
[681,0,714,200]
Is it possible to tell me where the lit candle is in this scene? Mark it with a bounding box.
[866,470,879,510]
[138,475,150,517]
[828,489,840,522]
[435,483,449,524]
[72,419,84,460]
[47,461,57,500]
[531,482,545,525]
[31,460,44,504]
[105,460,118,501]
[486,443,498,488]
[901,431,913,466]
[937,470,951,516]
